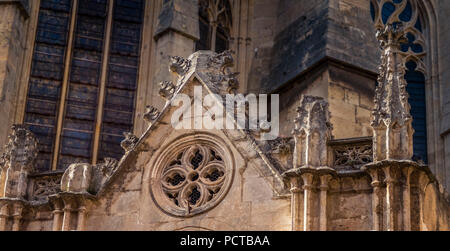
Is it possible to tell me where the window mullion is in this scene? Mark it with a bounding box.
[51,0,79,171]
[92,0,115,165]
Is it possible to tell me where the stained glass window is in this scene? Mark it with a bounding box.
[24,0,146,171]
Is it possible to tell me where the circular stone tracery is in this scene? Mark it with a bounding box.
[151,135,234,217]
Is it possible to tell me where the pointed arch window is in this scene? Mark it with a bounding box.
[196,0,232,53]
[23,0,146,172]
[370,0,428,163]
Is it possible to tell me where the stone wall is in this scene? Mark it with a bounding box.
[0,1,31,153]
[278,63,376,139]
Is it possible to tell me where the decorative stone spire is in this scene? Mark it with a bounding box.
[372,23,414,161]
[0,125,38,199]
[292,96,333,168]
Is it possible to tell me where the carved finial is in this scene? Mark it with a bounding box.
[372,23,414,161]
[1,125,38,172]
[120,132,139,153]
[159,81,176,101]
[0,125,38,199]
[169,56,191,77]
[292,96,333,169]
[143,106,160,124]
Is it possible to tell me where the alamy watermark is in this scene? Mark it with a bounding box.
[170,86,279,141]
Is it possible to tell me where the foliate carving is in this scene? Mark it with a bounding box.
[143,106,160,124]
[30,174,62,201]
[1,125,38,199]
[97,158,119,178]
[169,56,192,77]
[372,23,414,161]
[292,96,333,169]
[91,158,119,193]
[267,137,294,172]
[373,24,411,127]
[151,135,234,217]
[158,81,176,101]
[272,138,294,156]
[120,132,139,153]
[208,50,234,71]
[333,144,373,171]
[1,125,38,171]
[205,50,239,94]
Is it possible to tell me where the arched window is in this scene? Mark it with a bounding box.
[370,0,428,163]
[24,0,146,172]
[196,0,232,53]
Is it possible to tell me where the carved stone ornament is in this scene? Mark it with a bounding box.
[158,80,176,101]
[0,125,38,199]
[292,96,333,169]
[61,158,119,195]
[150,134,234,217]
[143,106,160,124]
[333,144,373,171]
[30,174,63,201]
[1,125,38,171]
[120,132,139,153]
[372,23,414,161]
[91,158,119,193]
[169,56,192,77]
[205,50,239,94]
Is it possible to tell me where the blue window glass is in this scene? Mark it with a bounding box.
[405,61,428,163]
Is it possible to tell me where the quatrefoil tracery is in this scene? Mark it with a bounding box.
[161,145,226,212]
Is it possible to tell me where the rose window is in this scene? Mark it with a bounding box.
[151,137,234,217]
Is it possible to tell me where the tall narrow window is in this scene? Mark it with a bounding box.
[196,0,232,53]
[25,0,72,172]
[24,0,146,172]
[98,0,145,162]
[370,0,428,163]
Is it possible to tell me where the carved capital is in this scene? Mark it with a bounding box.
[301,173,314,191]
[319,175,333,191]
[289,176,302,193]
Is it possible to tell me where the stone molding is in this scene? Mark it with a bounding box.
[150,133,235,218]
